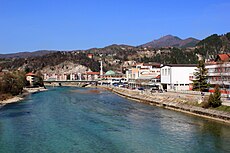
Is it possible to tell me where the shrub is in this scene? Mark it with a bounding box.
[209,85,222,108]
[0,71,27,96]
[201,101,210,108]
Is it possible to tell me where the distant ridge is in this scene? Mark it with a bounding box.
[0,50,56,59]
[141,35,200,48]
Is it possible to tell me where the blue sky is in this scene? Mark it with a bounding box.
[0,0,229,53]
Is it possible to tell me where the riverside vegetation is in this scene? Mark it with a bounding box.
[192,59,223,109]
[0,71,27,101]
[0,71,44,101]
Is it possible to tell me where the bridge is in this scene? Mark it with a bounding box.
[43,80,98,87]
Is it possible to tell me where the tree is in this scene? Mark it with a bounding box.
[209,85,222,108]
[0,71,26,95]
[193,59,209,91]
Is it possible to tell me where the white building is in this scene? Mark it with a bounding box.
[126,63,161,81]
[161,64,197,90]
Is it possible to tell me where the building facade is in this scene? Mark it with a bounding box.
[126,63,161,81]
[161,64,196,90]
[205,54,230,94]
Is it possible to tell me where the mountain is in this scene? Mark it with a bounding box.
[85,44,135,55]
[0,50,56,59]
[141,35,200,48]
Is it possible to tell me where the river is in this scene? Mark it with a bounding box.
[0,87,230,153]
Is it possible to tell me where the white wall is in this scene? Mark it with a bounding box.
[161,66,171,84]
[171,67,196,84]
[161,66,196,90]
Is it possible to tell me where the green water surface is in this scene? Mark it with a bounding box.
[0,87,230,153]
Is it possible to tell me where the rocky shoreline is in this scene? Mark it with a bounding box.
[101,86,230,124]
[0,87,47,108]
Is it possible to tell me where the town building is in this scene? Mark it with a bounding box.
[26,72,39,87]
[85,72,100,81]
[126,63,161,82]
[100,70,126,85]
[87,53,94,59]
[205,53,230,94]
[160,64,196,90]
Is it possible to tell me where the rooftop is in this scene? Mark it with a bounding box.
[104,70,116,76]
[86,72,100,75]
[216,53,230,62]
[161,64,197,67]
[26,72,36,76]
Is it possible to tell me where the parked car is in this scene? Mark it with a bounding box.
[137,87,145,91]
[113,83,119,87]
[158,89,163,93]
[118,84,125,88]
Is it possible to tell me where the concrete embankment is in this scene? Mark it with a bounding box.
[103,86,230,124]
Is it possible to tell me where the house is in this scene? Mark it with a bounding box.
[26,72,40,87]
[160,64,197,90]
[215,53,230,62]
[206,53,230,94]
[87,53,94,59]
[123,60,136,67]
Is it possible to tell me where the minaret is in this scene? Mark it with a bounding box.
[100,60,103,78]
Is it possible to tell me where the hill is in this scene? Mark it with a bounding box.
[0,51,100,72]
[195,32,230,55]
[1,33,229,73]
[0,50,56,59]
[141,35,200,48]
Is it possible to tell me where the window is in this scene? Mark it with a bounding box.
[168,68,170,75]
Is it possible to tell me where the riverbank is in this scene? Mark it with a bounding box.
[0,87,47,107]
[100,86,230,124]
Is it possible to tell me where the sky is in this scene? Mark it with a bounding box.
[0,0,230,54]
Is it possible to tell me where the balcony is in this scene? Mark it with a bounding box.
[207,72,230,76]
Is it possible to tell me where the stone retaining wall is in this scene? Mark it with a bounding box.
[104,86,230,124]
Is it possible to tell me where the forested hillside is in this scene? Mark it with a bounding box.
[0,52,100,72]
[195,32,230,56]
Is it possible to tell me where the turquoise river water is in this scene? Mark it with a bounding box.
[0,87,230,153]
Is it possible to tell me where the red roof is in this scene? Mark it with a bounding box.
[26,72,36,76]
[86,72,100,75]
[155,75,161,79]
[218,53,230,61]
